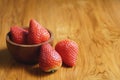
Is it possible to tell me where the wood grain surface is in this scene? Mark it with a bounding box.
[0,0,120,80]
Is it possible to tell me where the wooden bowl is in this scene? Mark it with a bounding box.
[6,29,53,64]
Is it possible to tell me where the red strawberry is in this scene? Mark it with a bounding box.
[39,43,62,72]
[27,19,50,44]
[55,39,78,67]
[10,26,28,44]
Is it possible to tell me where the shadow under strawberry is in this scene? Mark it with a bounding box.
[25,64,54,77]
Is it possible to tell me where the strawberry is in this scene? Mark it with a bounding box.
[39,43,62,72]
[10,26,28,44]
[27,19,50,44]
[55,39,78,67]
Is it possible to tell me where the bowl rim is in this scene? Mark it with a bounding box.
[6,29,53,47]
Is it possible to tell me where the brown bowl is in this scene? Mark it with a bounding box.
[6,29,53,64]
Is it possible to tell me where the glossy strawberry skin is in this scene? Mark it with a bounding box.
[39,43,62,72]
[27,19,50,44]
[10,26,28,44]
[55,39,78,67]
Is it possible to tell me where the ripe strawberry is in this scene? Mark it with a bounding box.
[27,19,50,44]
[10,26,28,44]
[39,43,62,72]
[55,39,78,67]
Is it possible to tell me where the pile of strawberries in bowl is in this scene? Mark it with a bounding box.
[6,19,79,72]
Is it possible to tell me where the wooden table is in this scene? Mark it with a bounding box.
[0,0,120,80]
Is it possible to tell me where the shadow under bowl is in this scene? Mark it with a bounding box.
[6,29,53,65]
